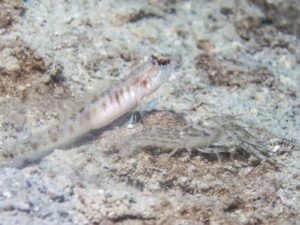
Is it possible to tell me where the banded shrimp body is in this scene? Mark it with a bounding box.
[121,125,225,157]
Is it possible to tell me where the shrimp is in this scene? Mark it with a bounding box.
[121,125,223,157]
[121,121,281,167]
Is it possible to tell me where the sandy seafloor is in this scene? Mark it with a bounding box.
[0,0,300,224]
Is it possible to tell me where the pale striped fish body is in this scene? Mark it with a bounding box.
[1,55,175,168]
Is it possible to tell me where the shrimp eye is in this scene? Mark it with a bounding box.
[151,55,171,66]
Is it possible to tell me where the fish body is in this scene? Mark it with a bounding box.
[1,55,174,167]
